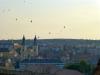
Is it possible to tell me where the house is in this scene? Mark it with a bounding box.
[0,58,5,67]
[18,61,83,75]
[0,48,10,59]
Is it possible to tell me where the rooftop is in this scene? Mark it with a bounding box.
[21,59,64,64]
[0,48,9,52]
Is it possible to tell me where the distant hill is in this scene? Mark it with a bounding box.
[0,39,100,46]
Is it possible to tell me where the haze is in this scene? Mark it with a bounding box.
[0,0,100,39]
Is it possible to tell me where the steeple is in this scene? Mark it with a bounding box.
[33,35,37,46]
[20,35,26,59]
[11,40,14,49]
[32,35,38,57]
[21,35,25,46]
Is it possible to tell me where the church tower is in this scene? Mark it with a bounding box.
[21,35,26,59]
[33,35,38,57]
[21,35,25,48]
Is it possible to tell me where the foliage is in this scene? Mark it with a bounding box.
[64,60,92,74]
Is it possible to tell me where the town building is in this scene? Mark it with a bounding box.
[0,48,10,59]
[20,35,39,60]
[19,59,64,69]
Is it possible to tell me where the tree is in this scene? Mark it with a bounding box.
[64,60,92,74]
[79,60,91,73]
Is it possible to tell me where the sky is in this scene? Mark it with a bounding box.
[0,0,100,40]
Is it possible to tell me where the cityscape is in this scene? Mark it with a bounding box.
[0,0,100,75]
[0,36,100,75]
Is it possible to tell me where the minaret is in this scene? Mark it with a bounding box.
[33,35,38,57]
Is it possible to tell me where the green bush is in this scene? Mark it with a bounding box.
[64,60,92,74]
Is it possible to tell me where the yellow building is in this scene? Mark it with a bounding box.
[5,59,15,70]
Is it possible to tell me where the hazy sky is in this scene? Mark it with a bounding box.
[0,0,100,39]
